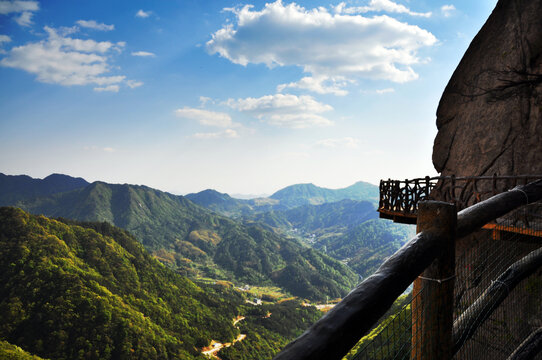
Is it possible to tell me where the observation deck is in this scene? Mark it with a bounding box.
[378,175,542,237]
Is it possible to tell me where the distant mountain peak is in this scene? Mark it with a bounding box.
[0,172,89,205]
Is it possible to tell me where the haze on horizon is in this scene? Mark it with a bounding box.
[0,0,497,195]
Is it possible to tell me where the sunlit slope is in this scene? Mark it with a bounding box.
[0,207,242,360]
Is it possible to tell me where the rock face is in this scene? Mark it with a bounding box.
[433,0,542,177]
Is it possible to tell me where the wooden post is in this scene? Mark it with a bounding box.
[411,201,456,360]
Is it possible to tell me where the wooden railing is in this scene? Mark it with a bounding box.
[273,179,542,360]
[379,175,542,223]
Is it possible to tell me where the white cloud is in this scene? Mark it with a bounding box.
[0,0,38,13]
[76,20,115,31]
[193,129,239,139]
[0,34,10,43]
[207,1,437,95]
[126,80,143,88]
[334,0,431,17]
[175,107,238,128]
[0,34,10,53]
[14,10,32,26]
[136,9,151,18]
[131,51,155,57]
[84,145,117,152]
[277,76,349,96]
[0,1,39,26]
[94,85,119,92]
[199,96,213,106]
[375,87,395,94]
[441,5,456,17]
[0,26,131,89]
[227,93,333,129]
[316,137,360,149]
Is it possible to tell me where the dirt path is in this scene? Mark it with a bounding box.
[202,317,247,359]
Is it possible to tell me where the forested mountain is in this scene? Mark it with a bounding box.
[0,207,240,359]
[186,181,413,280]
[186,181,379,218]
[0,173,88,206]
[244,199,415,279]
[185,189,258,217]
[4,181,358,301]
[247,199,377,231]
[269,181,379,208]
[0,207,322,360]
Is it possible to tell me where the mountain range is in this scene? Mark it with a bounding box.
[185,181,379,217]
[0,173,359,301]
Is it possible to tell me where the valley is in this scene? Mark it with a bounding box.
[0,173,414,360]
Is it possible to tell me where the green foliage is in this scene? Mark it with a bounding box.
[0,340,47,360]
[250,199,377,231]
[0,207,244,360]
[321,219,415,278]
[244,199,415,280]
[344,294,412,360]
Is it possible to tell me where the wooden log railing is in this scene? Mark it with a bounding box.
[273,179,542,360]
[378,175,542,223]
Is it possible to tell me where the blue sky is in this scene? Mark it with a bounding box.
[0,0,497,195]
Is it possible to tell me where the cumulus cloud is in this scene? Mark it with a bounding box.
[0,0,39,26]
[131,51,155,57]
[207,1,437,95]
[175,107,238,128]
[193,129,239,139]
[441,5,456,17]
[76,20,115,31]
[0,26,134,90]
[136,9,151,18]
[316,137,360,149]
[334,0,431,17]
[226,93,333,129]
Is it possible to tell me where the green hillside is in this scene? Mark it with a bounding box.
[265,199,377,230]
[0,340,47,360]
[269,181,379,208]
[317,219,415,278]
[185,189,256,217]
[244,200,415,279]
[0,207,241,359]
[9,182,358,301]
[0,207,325,360]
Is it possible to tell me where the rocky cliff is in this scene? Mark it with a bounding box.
[432,0,542,177]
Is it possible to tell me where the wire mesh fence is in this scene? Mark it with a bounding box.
[348,201,542,360]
